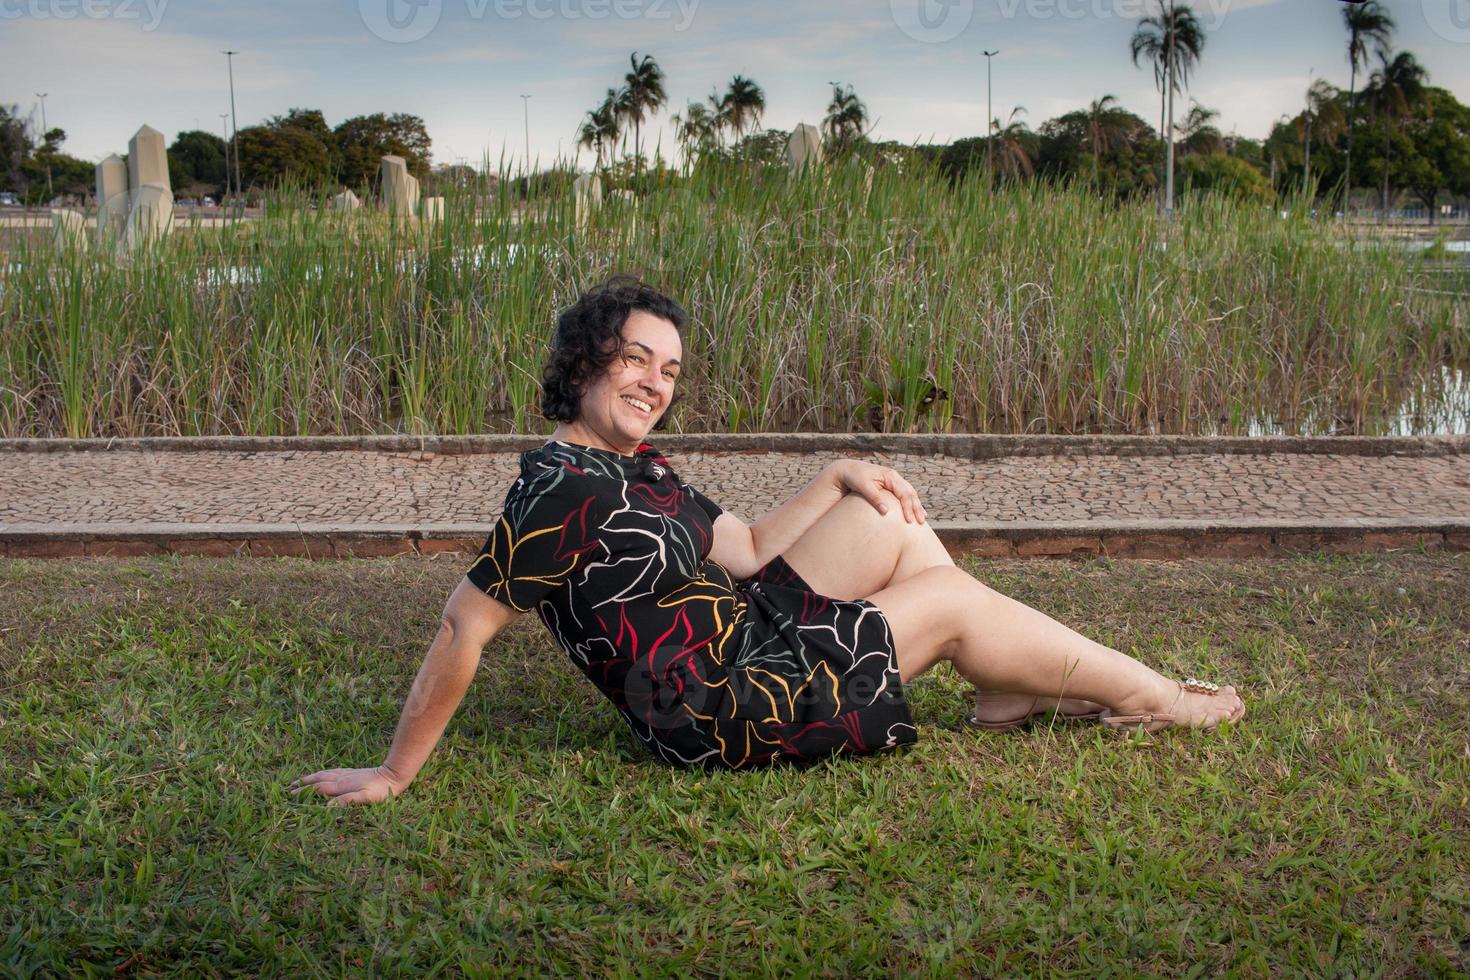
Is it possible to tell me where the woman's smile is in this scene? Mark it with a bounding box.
[621,394,654,416]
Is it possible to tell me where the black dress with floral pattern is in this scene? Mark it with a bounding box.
[465,439,917,769]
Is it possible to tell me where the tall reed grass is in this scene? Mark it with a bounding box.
[1,157,1465,438]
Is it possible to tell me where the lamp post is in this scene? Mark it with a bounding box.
[982,51,998,181]
[34,92,52,199]
[222,50,241,217]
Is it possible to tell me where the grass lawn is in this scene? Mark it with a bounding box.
[2,552,1467,975]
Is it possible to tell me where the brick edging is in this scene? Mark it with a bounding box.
[0,433,1465,458]
[5,523,1466,560]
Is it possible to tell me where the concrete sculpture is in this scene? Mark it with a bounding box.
[787,124,823,172]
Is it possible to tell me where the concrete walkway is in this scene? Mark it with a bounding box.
[2,434,1467,559]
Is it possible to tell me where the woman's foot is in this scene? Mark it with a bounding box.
[1105,676,1245,732]
[970,690,1106,730]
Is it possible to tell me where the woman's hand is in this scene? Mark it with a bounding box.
[830,460,928,524]
[288,765,406,807]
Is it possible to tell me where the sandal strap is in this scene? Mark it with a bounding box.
[1100,711,1180,730]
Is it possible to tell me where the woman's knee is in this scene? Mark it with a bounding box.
[900,565,986,618]
[870,565,980,678]
[841,487,941,546]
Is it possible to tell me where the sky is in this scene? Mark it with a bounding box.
[3,0,1469,172]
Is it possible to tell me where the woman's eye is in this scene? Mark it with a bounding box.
[664,371,676,379]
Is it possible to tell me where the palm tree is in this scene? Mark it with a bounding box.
[577,89,622,172]
[621,51,667,173]
[1300,78,1344,195]
[822,83,869,151]
[671,100,718,170]
[1342,0,1394,212]
[1083,94,1137,186]
[1366,49,1427,216]
[717,75,766,144]
[703,89,729,149]
[1129,1,1206,214]
[1179,100,1225,156]
[1264,117,1298,189]
[989,107,1036,182]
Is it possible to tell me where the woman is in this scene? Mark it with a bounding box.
[291,278,1243,804]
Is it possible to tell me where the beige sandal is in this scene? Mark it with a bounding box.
[1098,678,1240,733]
[967,694,1104,732]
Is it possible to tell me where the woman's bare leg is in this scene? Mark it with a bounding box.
[779,493,1102,721]
[865,566,1244,727]
[779,491,954,601]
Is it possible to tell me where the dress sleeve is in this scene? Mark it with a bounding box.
[680,480,724,523]
[465,466,605,612]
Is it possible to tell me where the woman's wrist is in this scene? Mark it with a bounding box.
[376,762,412,795]
[825,459,853,495]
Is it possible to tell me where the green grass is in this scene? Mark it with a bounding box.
[2,160,1466,438]
[2,552,1467,974]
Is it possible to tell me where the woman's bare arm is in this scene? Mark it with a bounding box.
[708,459,929,580]
[707,462,849,579]
[288,579,519,806]
[746,461,853,568]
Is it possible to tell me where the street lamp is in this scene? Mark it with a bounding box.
[222,50,241,216]
[982,51,999,181]
[34,92,52,199]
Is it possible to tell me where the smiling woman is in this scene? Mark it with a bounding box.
[289,276,1244,803]
[540,279,686,454]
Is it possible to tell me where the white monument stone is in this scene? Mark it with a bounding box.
[380,155,419,224]
[332,189,361,211]
[95,154,129,242]
[421,196,444,224]
[382,155,411,218]
[787,124,823,172]
[123,186,174,251]
[127,125,169,189]
[405,174,421,215]
[573,173,603,231]
[121,125,174,250]
[51,209,88,253]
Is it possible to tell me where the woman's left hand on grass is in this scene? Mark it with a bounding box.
[831,460,927,524]
[288,765,404,807]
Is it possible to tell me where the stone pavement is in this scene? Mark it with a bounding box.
[2,434,1467,560]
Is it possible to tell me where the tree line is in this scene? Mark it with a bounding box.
[569,0,1466,218]
[3,0,1466,215]
[0,105,432,205]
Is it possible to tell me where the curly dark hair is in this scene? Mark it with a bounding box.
[540,276,690,428]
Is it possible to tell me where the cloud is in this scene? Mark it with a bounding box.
[0,16,313,159]
[406,41,532,64]
[1190,73,1310,139]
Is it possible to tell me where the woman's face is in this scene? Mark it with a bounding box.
[573,310,683,453]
